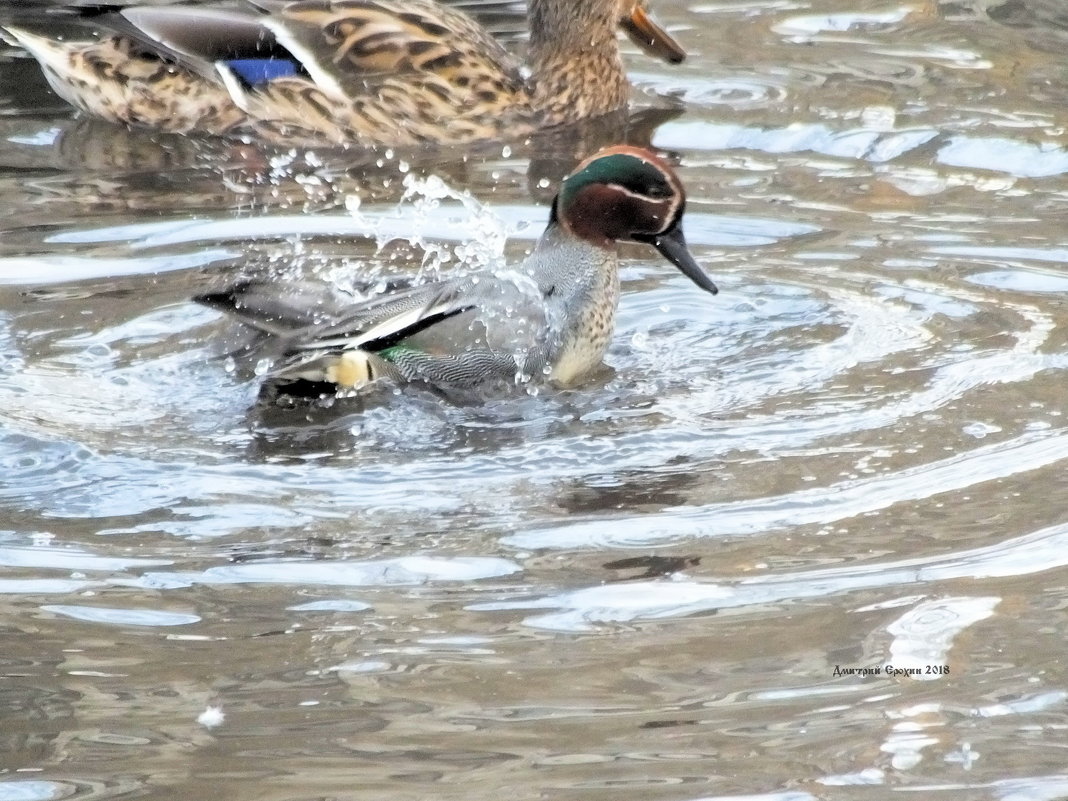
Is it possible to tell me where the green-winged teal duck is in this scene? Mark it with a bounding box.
[196,145,719,398]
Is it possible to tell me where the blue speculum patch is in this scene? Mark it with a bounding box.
[224,58,299,84]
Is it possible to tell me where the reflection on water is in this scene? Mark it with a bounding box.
[3,0,1068,799]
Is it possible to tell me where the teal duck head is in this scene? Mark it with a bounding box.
[554,145,719,296]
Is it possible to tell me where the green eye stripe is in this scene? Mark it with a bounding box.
[559,153,672,211]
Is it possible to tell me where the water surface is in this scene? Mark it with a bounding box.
[2,1,1068,799]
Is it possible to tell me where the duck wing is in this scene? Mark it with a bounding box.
[260,0,521,96]
[195,279,364,336]
[196,277,475,353]
[122,1,520,95]
[291,279,477,352]
[116,6,290,82]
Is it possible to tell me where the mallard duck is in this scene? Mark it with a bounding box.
[196,145,719,398]
[3,0,686,147]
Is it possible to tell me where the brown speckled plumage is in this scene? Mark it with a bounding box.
[3,0,686,146]
[15,34,245,134]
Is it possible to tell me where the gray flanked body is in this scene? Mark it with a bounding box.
[196,146,718,399]
[222,230,619,393]
[397,229,619,388]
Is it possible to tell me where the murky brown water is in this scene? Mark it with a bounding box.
[2,1,1068,799]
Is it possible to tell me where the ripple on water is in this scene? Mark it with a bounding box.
[0,578,97,594]
[886,596,1000,679]
[0,779,146,801]
[637,73,791,110]
[502,428,1068,550]
[2,200,1063,565]
[0,250,233,287]
[288,599,373,612]
[773,8,914,38]
[125,555,521,590]
[0,543,170,572]
[969,269,1068,294]
[654,120,938,162]
[938,136,1068,178]
[2,3,1068,796]
[96,249,1066,540]
[0,782,63,801]
[0,432,96,503]
[40,605,201,627]
[480,517,1068,630]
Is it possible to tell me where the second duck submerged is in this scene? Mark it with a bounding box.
[4,0,686,147]
[197,145,719,400]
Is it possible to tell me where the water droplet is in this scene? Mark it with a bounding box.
[197,706,225,728]
[861,105,896,131]
[962,421,1001,439]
